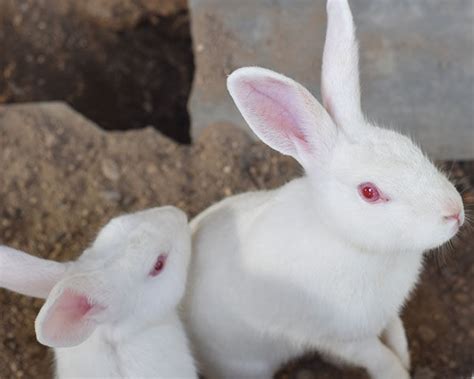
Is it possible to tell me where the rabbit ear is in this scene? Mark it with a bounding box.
[0,246,67,298]
[321,0,364,127]
[35,276,108,347]
[227,67,337,168]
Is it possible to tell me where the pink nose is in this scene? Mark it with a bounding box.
[443,210,464,226]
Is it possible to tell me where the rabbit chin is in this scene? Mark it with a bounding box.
[421,221,462,251]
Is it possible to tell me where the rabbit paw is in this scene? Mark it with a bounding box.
[398,348,411,371]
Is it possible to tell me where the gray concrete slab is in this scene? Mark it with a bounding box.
[188,0,473,160]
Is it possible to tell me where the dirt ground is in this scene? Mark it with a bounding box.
[0,0,193,143]
[0,103,472,378]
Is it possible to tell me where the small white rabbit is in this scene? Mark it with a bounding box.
[0,206,197,378]
[184,1,465,378]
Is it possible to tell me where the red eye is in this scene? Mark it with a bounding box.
[358,182,383,203]
[149,254,167,277]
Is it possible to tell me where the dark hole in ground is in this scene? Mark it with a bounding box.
[0,4,194,143]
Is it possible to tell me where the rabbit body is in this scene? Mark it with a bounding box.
[54,312,195,378]
[184,1,464,378]
[186,178,421,378]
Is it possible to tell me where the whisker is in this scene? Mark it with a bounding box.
[446,161,456,180]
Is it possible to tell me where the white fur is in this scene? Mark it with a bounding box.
[183,1,464,378]
[0,206,197,378]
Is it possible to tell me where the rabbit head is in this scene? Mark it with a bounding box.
[0,206,191,348]
[227,0,464,254]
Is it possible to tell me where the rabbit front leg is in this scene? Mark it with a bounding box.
[381,316,410,370]
[324,337,409,379]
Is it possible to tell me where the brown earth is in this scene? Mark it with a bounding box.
[0,0,193,143]
[0,103,472,378]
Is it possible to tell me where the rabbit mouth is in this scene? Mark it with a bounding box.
[450,222,462,236]
[441,221,463,245]
[448,213,464,233]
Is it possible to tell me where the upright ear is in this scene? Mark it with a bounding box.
[322,0,364,127]
[227,67,337,168]
[0,246,67,298]
[35,275,108,348]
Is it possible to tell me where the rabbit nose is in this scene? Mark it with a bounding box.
[443,209,464,226]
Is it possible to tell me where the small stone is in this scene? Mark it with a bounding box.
[101,159,120,181]
[100,190,121,203]
[146,164,158,174]
[9,362,17,372]
[44,133,56,148]
[13,15,22,26]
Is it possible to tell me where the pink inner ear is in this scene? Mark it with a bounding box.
[41,289,95,344]
[58,290,94,318]
[239,78,309,148]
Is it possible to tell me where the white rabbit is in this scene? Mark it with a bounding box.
[183,1,465,378]
[0,206,197,378]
